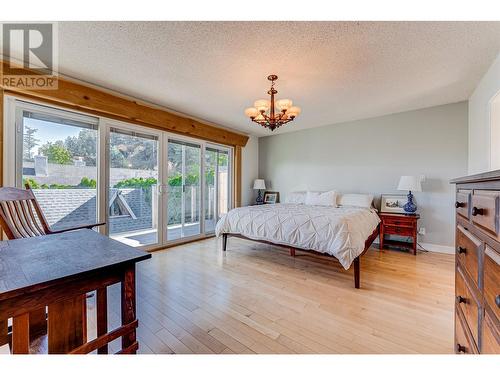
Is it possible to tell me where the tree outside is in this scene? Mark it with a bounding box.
[23,126,40,161]
[38,141,73,164]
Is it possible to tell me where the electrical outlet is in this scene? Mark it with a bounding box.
[418,227,426,235]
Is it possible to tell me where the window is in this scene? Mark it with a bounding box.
[167,139,201,240]
[204,146,231,233]
[108,126,159,247]
[15,102,99,231]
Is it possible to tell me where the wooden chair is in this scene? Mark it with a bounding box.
[0,184,105,352]
[0,185,104,239]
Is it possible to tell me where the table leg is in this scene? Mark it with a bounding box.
[12,313,29,354]
[96,287,108,354]
[379,228,384,250]
[47,295,86,353]
[121,265,137,353]
[29,308,47,338]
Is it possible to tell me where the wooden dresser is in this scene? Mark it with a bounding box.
[451,171,500,354]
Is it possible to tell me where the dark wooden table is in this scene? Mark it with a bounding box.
[0,229,151,354]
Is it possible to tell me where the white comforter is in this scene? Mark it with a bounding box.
[215,203,380,269]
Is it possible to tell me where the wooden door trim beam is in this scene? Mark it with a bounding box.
[1,61,249,148]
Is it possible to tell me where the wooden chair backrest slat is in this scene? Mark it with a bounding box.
[0,186,51,240]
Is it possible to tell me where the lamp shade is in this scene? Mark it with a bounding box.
[286,106,301,118]
[253,179,266,190]
[244,107,259,118]
[397,176,422,192]
[254,99,270,112]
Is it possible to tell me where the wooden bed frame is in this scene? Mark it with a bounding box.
[221,224,380,289]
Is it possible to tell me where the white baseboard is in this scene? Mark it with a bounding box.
[418,242,455,254]
[373,240,455,254]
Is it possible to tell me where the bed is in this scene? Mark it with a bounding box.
[215,202,380,288]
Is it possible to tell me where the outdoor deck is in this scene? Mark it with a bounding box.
[111,219,216,247]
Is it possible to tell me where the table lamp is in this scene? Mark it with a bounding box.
[397,175,422,213]
[253,179,266,204]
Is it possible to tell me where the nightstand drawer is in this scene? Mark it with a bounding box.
[384,225,414,236]
[382,216,415,228]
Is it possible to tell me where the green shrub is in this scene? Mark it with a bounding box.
[23,178,40,189]
[79,177,97,188]
[114,177,157,189]
[23,177,96,190]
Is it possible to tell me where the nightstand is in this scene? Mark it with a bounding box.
[379,212,420,255]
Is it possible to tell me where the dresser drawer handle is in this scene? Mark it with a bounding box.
[471,207,484,216]
[456,295,466,304]
[496,295,500,308]
[457,246,467,254]
[455,201,465,208]
[456,344,466,353]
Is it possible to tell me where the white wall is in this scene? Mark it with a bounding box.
[241,135,259,206]
[259,102,468,248]
[468,52,500,174]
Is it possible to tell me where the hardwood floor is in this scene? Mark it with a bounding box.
[95,237,455,354]
[0,236,455,354]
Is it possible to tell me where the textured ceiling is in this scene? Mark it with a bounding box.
[55,21,500,137]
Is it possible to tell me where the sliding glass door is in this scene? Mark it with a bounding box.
[108,127,159,247]
[204,146,230,233]
[7,98,233,249]
[167,139,201,241]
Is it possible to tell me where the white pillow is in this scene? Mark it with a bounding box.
[285,191,307,204]
[338,193,373,208]
[305,191,338,207]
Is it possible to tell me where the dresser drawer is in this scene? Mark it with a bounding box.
[383,225,414,236]
[456,267,480,345]
[471,190,499,238]
[456,225,482,285]
[455,311,477,354]
[484,246,500,322]
[481,309,500,354]
[456,190,471,219]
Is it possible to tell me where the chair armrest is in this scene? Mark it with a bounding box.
[48,222,106,235]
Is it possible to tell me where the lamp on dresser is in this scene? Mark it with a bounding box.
[397,175,422,213]
[253,179,266,205]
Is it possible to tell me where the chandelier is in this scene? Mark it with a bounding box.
[244,75,301,131]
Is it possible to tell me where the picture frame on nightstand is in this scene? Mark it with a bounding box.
[263,191,279,204]
[380,194,407,213]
